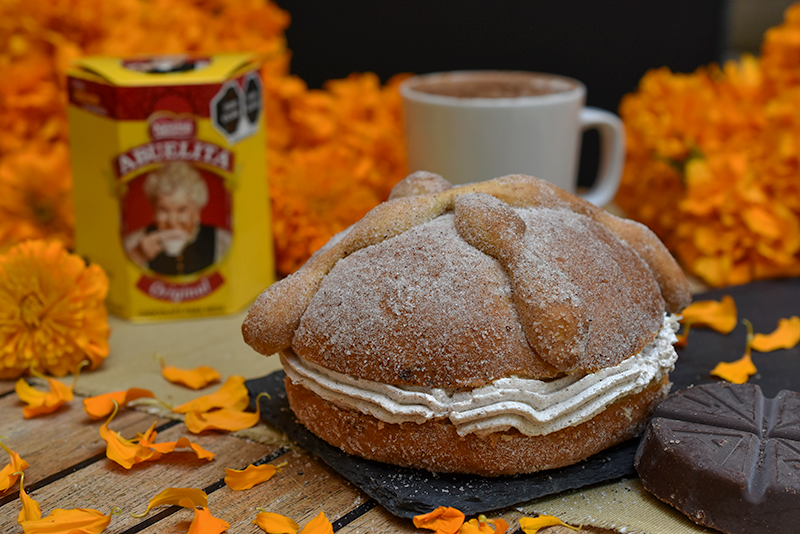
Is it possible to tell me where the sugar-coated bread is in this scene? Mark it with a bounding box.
[242,173,691,475]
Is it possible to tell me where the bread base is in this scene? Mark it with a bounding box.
[285,374,671,477]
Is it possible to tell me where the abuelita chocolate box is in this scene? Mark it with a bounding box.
[67,54,275,321]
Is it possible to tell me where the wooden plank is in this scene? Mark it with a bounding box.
[340,504,609,533]
[133,448,370,533]
[0,381,16,397]
[0,394,170,489]
[0,424,276,534]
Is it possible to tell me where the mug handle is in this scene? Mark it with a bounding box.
[578,107,625,207]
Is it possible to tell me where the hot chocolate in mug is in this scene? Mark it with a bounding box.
[399,70,625,206]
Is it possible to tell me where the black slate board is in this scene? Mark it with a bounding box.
[246,278,800,519]
[670,277,800,398]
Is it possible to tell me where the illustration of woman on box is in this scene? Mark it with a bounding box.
[124,162,231,275]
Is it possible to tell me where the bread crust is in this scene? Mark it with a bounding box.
[285,374,672,477]
[243,174,691,375]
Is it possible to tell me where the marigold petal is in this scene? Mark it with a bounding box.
[83,388,155,420]
[680,295,738,334]
[132,488,208,518]
[710,353,758,384]
[16,377,73,418]
[19,507,112,534]
[0,440,29,493]
[299,512,333,534]
[161,361,221,390]
[224,464,276,490]
[18,473,42,523]
[148,437,215,461]
[413,506,465,534]
[99,409,159,469]
[188,507,230,534]
[255,512,299,534]
[460,518,495,534]
[172,376,249,414]
[752,316,800,352]
[519,515,580,533]
[490,518,509,534]
[185,406,261,434]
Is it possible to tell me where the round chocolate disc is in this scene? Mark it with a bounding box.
[635,382,800,534]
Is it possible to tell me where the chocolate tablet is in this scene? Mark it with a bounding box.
[635,382,800,534]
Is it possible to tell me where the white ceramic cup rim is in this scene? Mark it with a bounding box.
[399,70,586,108]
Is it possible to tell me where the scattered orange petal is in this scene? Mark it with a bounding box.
[83,388,155,420]
[184,405,261,434]
[132,488,208,518]
[15,375,74,418]
[159,356,221,390]
[711,352,758,384]
[19,507,114,534]
[225,463,277,491]
[172,375,249,414]
[711,319,758,384]
[99,405,160,469]
[460,516,509,534]
[147,437,215,462]
[254,511,299,534]
[17,472,42,523]
[0,440,29,493]
[674,322,692,348]
[680,295,738,334]
[413,506,466,534]
[519,515,581,533]
[187,506,230,534]
[299,512,333,534]
[752,316,800,352]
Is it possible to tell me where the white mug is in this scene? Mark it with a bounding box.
[399,70,625,206]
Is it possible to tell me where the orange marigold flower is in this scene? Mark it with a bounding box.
[0,144,74,252]
[616,5,800,288]
[0,0,408,279]
[0,240,109,379]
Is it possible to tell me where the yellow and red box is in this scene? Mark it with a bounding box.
[67,54,275,321]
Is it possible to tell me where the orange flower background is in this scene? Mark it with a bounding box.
[0,0,408,276]
[617,3,800,287]
[5,1,800,286]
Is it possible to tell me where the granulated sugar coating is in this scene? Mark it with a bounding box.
[241,173,693,476]
[294,193,664,388]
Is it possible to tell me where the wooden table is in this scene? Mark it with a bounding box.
[0,379,617,534]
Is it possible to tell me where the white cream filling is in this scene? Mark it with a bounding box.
[281,313,679,437]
